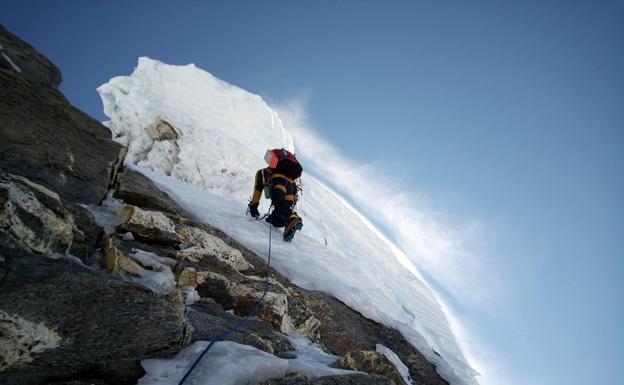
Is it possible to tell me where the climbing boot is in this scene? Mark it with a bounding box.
[283,213,303,242]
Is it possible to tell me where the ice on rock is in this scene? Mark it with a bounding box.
[81,193,124,235]
[99,57,478,385]
[123,249,176,294]
[138,340,360,385]
[377,343,413,385]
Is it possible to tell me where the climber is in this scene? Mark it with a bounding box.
[247,148,303,242]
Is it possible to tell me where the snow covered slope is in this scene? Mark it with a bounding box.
[98,57,478,385]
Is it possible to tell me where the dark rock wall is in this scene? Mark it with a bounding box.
[0,68,124,205]
[0,250,187,385]
[0,24,61,89]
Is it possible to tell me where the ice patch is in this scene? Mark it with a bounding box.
[377,343,413,385]
[286,334,340,366]
[184,288,201,305]
[0,44,22,73]
[81,193,124,234]
[125,249,176,294]
[138,340,361,385]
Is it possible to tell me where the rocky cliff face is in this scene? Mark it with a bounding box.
[0,25,448,385]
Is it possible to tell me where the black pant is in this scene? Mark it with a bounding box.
[266,187,292,228]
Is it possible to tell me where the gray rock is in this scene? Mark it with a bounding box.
[45,381,114,385]
[303,293,448,385]
[66,202,104,264]
[113,168,188,217]
[259,374,395,385]
[117,205,180,245]
[0,24,61,88]
[145,119,178,141]
[0,69,125,205]
[187,300,293,357]
[173,219,448,385]
[0,247,188,385]
[333,351,407,385]
[0,172,103,263]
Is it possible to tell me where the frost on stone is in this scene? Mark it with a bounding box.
[0,43,22,73]
[81,193,124,235]
[377,343,413,385]
[104,238,176,294]
[286,333,340,366]
[123,249,176,294]
[138,340,361,385]
[0,311,62,371]
[184,288,201,305]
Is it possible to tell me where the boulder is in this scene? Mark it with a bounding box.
[333,351,407,385]
[146,119,178,141]
[0,172,102,262]
[0,24,61,88]
[0,250,187,385]
[177,225,253,272]
[113,168,188,217]
[187,300,293,357]
[0,69,125,205]
[116,205,180,245]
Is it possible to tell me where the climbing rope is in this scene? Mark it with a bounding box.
[177,207,274,385]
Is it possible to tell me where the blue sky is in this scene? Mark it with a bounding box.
[2,1,623,384]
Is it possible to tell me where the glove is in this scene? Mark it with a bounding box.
[248,202,260,218]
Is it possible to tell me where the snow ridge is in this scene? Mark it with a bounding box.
[98,57,478,385]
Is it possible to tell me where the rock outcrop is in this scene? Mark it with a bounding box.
[0,172,102,263]
[0,24,61,88]
[333,351,407,385]
[0,36,125,204]
[113,168,187,217]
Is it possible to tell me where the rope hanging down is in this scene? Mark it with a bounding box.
[177,207,274,385]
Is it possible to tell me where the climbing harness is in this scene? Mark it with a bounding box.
[177,206,274,385]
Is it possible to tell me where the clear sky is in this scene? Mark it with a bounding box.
[2,1,622,385]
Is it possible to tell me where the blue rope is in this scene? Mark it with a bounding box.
[177,210,274,385]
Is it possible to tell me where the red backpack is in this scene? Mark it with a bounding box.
[264,149,303,180]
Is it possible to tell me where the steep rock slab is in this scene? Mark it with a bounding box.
[0,251,187,385]
[113,168,188,217]
[0,24,61,88]
[0,69,124,205]
[304,293,448,385]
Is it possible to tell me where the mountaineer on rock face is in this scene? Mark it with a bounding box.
[247,148,303,242]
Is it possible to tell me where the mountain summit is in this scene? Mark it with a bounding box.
[1,25,477,385]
